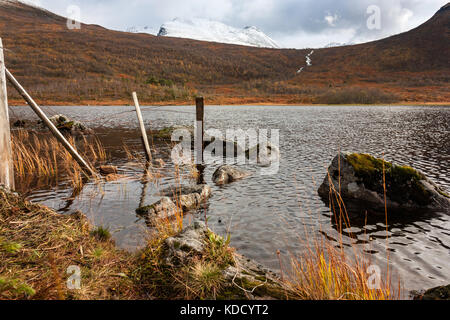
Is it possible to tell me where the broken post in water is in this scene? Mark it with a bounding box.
[132,92,152,162]
[195,97,205,184]
[5,67,97,178]
[0,38,14,190]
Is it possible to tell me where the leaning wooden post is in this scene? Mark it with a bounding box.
[0,38,14,190]
[5,68,97,178]
[132,92,152,162]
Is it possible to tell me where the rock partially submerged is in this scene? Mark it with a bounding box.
[136,184,212,220]
[99,165,118,175]
[318,152,450,212]
[160,221,291,299]
[151,126,194,140]
[212,165,251,185]
[413,284,450,300]
[41,114,91,135]
[136,197,181,219]
[246,142,280,166]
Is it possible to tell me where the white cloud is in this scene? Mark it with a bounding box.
[35,0,447,48]
[324,13,338,27]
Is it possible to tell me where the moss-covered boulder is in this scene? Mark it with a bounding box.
[40,114,91,135]
[413,284,450,300]
[318,152,450,212]
[151,126,194,140]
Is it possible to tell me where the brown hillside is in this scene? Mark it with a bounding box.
[0,0,448,105]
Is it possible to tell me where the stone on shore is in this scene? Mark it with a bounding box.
[160,221,292,299]
[318,152,450,212]
[212,165,251,185]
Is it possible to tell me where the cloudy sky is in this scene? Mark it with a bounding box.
[24,0,447,48]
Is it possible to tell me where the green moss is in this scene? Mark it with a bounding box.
[152,127,176,139]
[346,153,432,206]
[136,204,155,215]
[90,226,111,242]
[0,239,22,254]
[0,277,36,298]
[436,188,450,199]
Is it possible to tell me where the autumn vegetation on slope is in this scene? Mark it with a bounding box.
[0,1,449,105]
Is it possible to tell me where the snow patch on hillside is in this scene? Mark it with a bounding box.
[297,50,314,73]
[126,26,158,35]
[156,18,279,48]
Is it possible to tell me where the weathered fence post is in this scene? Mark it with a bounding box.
[195,97,205,184]
[195,97,204,164]
[5,68,97,178]
[132,92,152,162]
[0,38,14,190]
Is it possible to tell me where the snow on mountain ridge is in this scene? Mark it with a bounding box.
[156,18,279,48]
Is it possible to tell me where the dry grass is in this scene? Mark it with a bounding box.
[284,161,400,300]
[0,187,137,300]
[287,239,398,300]
[11,129,106,192]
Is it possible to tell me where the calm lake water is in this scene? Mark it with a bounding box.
[9,105,450,296]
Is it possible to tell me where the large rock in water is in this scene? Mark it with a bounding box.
[212,165,251,185]
[318,152,450,212]
[413,284,450,300]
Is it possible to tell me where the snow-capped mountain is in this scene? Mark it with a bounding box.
[126,26,158,35]
[156,18,279,48]
[324,41,355,48]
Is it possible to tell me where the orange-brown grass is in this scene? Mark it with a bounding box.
[287,237,398,300]
[284,162,400,300]
[11,129,106,192]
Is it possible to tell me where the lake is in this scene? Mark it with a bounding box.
[9,104,450,296]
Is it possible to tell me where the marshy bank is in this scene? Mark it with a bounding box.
[1,186,400,300]
[5,104,450,298]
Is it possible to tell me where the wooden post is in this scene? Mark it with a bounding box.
[132,92,152,162]
[5,68,97,178]
[195,97,204,164]
[0,38,14,190]
[195,97,205,184]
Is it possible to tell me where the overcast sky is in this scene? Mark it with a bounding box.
[24,0,447,48]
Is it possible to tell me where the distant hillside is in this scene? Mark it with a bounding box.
[0,0,448,105]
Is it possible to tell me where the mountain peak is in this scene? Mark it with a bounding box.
[437,2,450,13]
[156,18,279,48]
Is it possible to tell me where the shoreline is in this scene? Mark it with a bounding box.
[8,100,450,107]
